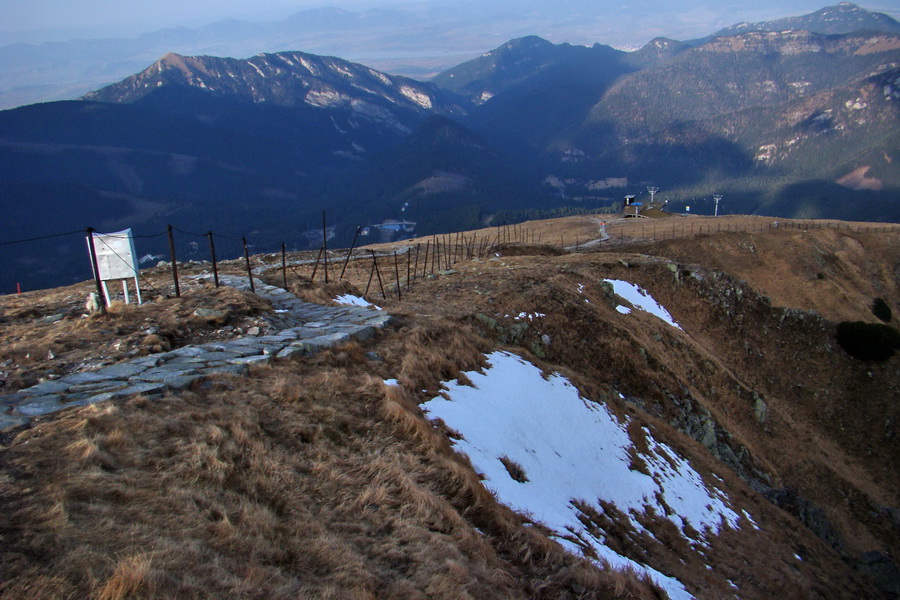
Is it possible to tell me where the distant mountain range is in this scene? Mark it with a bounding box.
[1,3,898,292]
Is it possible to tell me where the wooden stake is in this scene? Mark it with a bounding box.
[322,211,329,283]
[242,236,255,293]
[372,251,385,298]
[207,231,219,288]
[167,225,180,297]
[86,227,107,312]
[340,226,361,279]
[311,246,323,281]
[281,243,287,289]
[393,251,402,300]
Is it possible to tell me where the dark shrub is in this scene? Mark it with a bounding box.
[836,321,900,361]
[871,298,892,323]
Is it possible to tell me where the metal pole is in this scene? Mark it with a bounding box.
[340,226,362,279]
[167,225,180,298]
[86,228,108,312]
[207,231,219,288]
[242,237,255,293]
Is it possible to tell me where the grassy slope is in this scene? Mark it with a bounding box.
[1,214,897,599]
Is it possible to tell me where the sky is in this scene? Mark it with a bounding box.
[2,0,898,45]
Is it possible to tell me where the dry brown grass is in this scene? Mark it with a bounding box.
[0,321,670,600]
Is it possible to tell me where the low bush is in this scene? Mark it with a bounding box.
[871,298,892,323]
[835,321,900,361]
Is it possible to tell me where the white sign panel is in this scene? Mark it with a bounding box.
[88,229,139,281]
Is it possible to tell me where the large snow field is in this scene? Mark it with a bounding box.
[421,351,742,600]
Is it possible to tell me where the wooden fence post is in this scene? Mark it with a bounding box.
[393,251,402,301]
[167,225,180,297]
[207,231,219,288]
[340,226,361,279]
[242,236,255,293]
[86,227,107,312]
[281,243,287,289]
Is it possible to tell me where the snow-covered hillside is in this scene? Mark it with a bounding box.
[422,351,751,599]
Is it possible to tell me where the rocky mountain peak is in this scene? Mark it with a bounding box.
[715,2,900,37]
[83,50,466,119]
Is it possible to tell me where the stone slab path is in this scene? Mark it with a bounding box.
[0,275,392,432]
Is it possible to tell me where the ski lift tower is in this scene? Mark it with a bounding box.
[647,186,659,205]
[713,194,722,217]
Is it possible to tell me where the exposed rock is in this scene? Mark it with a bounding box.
[193,308,227,321]
[764,487,843,553]
[856,551,900,597]
[753,395,768,425]
[85,292,101,314]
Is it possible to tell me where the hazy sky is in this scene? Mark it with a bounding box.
[1,0,898,45]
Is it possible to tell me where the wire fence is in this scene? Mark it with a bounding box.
[2,216,899,303]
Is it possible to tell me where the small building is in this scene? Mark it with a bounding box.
[373,220,417,233]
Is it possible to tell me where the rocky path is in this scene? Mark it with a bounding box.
[0,275,392,432]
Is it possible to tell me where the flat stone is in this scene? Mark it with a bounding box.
[350,326,377,342]
[166,346,208,359]
[67,380,128,394]
[165,356,209,365]
[198,351,246,362]
[367,314,394,328]
[94,363,146,380]
[107,382,168,398]
[162,374,205,390]
[0,392,31,407]
[14,396,63,416]
[298,332,352,354]
[20,380,72,396]
[254,335,292,344]
[60,371,109,385]
[194,308,227,320]
[38,313,65,324]
[130,356,162,368]
[276,345,309,359]
[0,414,30,432]
[133,366,200,382]
[228,355,271,365]
[206,364,250,378]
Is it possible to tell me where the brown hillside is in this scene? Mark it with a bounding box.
[1,214,897,599]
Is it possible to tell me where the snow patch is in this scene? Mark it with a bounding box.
[422,352,741,600]
[298,56,319,75]
[306,88,351,107]
[604,279,682,330]
[334,294,381,310]
[508,312,545,321]
[399,85,433,108]
[248,61,267,78]
[369,69,393,86]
